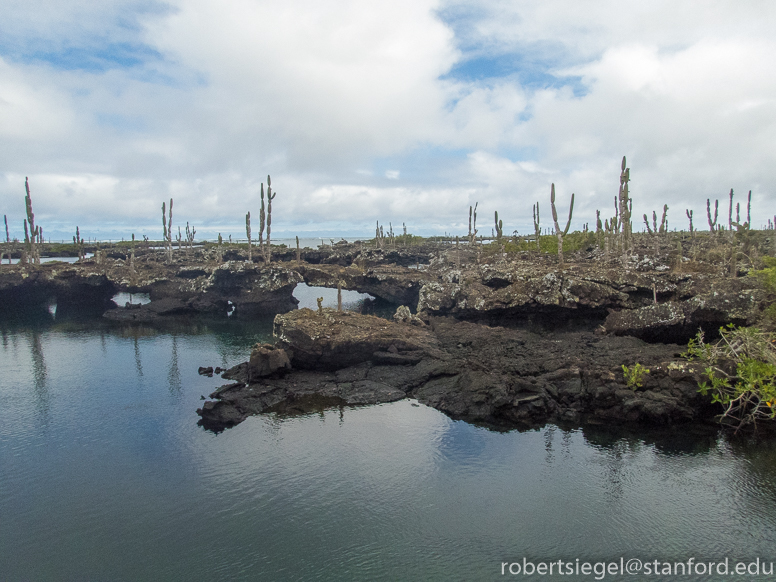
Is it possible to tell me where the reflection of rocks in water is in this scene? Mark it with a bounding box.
[266,395,346,418]
[29,330,50,423]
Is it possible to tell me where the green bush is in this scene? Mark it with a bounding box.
[622,363,650,390]
[683,324,776,431]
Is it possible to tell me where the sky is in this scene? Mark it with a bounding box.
[1,0,775,241]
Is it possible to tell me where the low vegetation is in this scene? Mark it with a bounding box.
[683,324,776,432]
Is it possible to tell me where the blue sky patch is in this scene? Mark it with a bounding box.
[12,42,163,73]
[443,53,588,97]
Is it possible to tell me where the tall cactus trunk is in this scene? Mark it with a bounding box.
[550,183,574,267]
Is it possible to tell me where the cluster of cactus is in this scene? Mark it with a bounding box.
[246,176,276,263]
[2,215,14,264]
[550,183,574,265]
[185,222,196,248]
[375,221,397,249]
[643,204,668,256]
[730,189,752,232]
[161,198,173,263]
[73,226,85,260]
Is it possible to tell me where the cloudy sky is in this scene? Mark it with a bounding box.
[1,0,775,241]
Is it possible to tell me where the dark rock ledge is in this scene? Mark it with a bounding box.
[197,309,716,432]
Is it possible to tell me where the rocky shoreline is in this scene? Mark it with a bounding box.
[1,235,772,432]
[196,308,715,432]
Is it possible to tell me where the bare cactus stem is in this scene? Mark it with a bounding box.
[24,177,40,265]
[685,209,694,240]
[550,183,574,266]
[259,184,266,258]
[595,210,603,249]
[618,156,632,255]
[707,199,718,233]
[162,198,173,263]
[246,211,252,262]
[469,203,478,245]
[532,202,541,251]
[1,214,9,264]
[296,235,301,261]
[747,190,752,227]
[265,175,276,263]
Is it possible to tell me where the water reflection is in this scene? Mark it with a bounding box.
[133,334,143,378]
[29,329,49,424]
[2,309,776,580]
[168,335,181,394]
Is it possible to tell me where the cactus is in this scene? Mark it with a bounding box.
[659,204,668,234]
[162,198,173,263]
[468,203,478,245]
[747,190,752,227]
[532,202,541,251]
[728,188,734,231]
[73,226,85,260]
[494,211,503,243]
[185,222,196,249]
[296,235,301,261]
[130,233,136,274]
[24,177,40,265]
[258,184,266,256]
[618,156,632,251]
[685,209,694,239]
[595,210,603,249]
[246,211,252,262]
[706,198,718,232]
[1,214,9,264]
[643,213,653,234]
[550,183,574,265]
[264,175,276,263]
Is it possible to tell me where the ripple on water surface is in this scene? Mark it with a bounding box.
[1,320,776,580]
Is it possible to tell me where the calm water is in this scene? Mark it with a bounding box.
[1,312,776,581]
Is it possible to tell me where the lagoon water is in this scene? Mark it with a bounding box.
[2,307,776,580]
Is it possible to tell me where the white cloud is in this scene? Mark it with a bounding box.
[0,0,775,238]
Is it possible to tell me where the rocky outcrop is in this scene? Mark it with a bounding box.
[0,264,116,314]
[604,285,765,342]
[146,262,303,316]
[273,308,443,370]
[198,311,716,432]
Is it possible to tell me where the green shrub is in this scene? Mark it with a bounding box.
[683,324,776,431]
[622,363,650,390]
